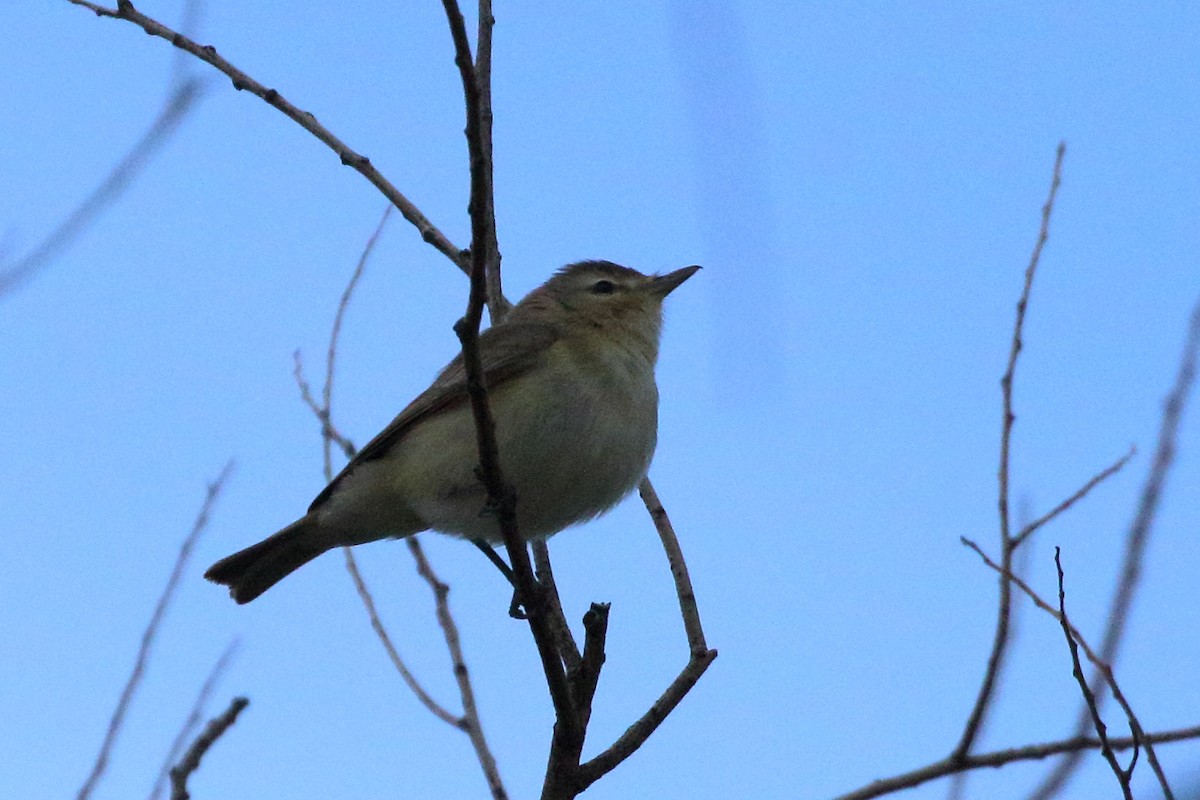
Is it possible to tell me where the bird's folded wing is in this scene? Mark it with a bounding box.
[308,321,561,512]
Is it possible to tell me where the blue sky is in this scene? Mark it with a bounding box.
[3,2,1199,799]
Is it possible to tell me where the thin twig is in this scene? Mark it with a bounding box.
[573,479,719,790]
[569,479,723,789]
[66,0,469,273]
[832,725,1200,800]
[147,640,239,800]
[639,479,712,656]
[290,219,462,728]
[576,648,719,790]
[1030,295,1200,800]
[0,77,204,298]
[323,205,392,471]
[532,541,582,672]
[293,352,355,459]
[407,537,509,799]
[963,538,1175,799]
[473,0,508,322]
[1054,549,1133,799]
[952,142,1065,762]
[574,478,719,792]
[1094,657,1175,800]
[291,195,507,796]
[1012,446,1136,549]
[343,547,462,727]
[77,462,235,800]
[168,696,250,800]
[1001,141,1068,551]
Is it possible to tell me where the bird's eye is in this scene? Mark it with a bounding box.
[591,279,616,295]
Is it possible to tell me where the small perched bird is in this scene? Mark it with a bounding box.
[205,260,699,603]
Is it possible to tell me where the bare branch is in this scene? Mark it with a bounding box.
[473,0,508,322]
[832,725,1200,800]
[0,77,204,299]
[436,9,601,798]
[66,0,469,272]
[324,205,391,453]
[1054,549,1133,799]
[572,481,719,788]
[952,142,1066,761]
[168,696,250,800]
[148,640,239,800]
[291,193,506,796]
[1030,295,1200,799]
[1012,446,1136,549]
[343,546,462,728]
[532,542,582,672]
[1000,142,1067,550]
[293,352,355,460]
[639,479,712,656]
[438,0,579,755]
[289,220,462,728]
[963,538,1176,800]
[573,602,610,729]
[577,648,719,790]
[407,537,509,799]
[77,461,235,800]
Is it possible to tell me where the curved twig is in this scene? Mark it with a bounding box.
[0,76,203,298]
[66,0,469,273]
[291,207,507,797]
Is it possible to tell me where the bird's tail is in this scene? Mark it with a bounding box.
[204,516,329,604]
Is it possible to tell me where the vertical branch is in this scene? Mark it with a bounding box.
[952,143,1065,762]
[318,205,390,471]
[474,0,508,322]
[439,0,581,770]
[532,542,582,671]
[439,8,587,798]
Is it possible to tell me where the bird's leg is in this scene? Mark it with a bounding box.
[472,538,516,584]
[470,539,529,618]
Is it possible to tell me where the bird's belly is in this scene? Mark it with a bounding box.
[407,374,657,541]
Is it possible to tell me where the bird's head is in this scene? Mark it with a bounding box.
[512,261,699,357]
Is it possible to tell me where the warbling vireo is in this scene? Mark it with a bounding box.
[205,260,699,603]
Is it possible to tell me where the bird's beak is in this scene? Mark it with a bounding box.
[649,265,701,298]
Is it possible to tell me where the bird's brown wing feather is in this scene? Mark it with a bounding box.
[308,321,561,512]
